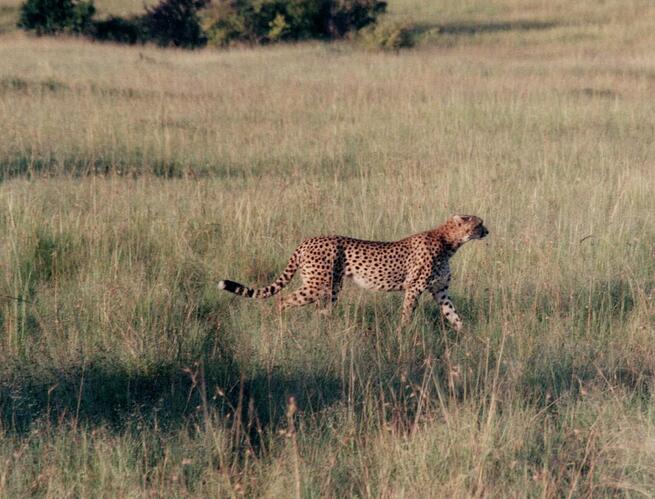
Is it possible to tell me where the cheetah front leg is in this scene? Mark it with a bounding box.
[430,285,463,332]
[399,269,431,329]
[316,271,344,315]
[399,286,423,329]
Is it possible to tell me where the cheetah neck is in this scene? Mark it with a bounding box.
[432,230,461,258]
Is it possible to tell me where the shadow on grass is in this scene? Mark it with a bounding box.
[426,277,649,402]
[513,278,649,405]
[452,277,636,328]
[570,87,619,99]
[0,150,359,183]
[0,76,227,101]
[0,154,258,181]
[0,353,343,441]
[519,349,652,408]
[2,277,648,441]
[411,19,558,39]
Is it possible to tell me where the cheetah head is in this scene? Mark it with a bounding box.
[442,215,489,247]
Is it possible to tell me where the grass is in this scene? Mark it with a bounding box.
[1,0,655,496]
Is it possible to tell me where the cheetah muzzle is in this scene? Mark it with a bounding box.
[218,214,488,330]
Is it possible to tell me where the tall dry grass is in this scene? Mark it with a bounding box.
[1,0,655,496]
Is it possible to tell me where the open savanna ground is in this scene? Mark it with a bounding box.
[1,0,655,496]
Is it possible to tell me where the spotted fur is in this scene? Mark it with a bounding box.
[218,215,488,330]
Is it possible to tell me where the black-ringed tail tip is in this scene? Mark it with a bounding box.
[217,279,253,296]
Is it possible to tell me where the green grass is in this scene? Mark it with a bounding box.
[2,0,655,496]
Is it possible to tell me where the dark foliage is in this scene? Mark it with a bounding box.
[18,0,95,35]
[321,0,387,38]
[204,0,387,46]
[17,0,387,48]
[144,0,209,48]
[91,16,147,44]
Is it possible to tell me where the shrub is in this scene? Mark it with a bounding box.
[18,0,95,35]
[321,0,387,38]
[203,0,387,46]
[144,0,209,48]
[91,16,147,44]
[18,0,389,48]
[358,19,415,51]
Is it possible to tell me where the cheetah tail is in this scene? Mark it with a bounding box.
[217,249,300,299]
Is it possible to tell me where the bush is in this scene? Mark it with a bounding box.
[203,0,387,46]
[18,0,389,48]
[358,19,415,51]
[91,16,147,44]
[322,0,387,38]
[203,0,319,45]
[144,0,209,48]
[18,0,95,35]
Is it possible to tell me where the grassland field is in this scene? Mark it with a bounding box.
[1,0,655,496]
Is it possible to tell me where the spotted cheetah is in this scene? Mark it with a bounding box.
[218,215,488,330]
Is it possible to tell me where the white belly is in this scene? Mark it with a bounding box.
[351,274,376,290]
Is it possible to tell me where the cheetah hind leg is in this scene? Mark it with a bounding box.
[277,285,327,312]
[277,267,343,315]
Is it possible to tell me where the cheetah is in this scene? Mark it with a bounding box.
[218,215,488,330]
